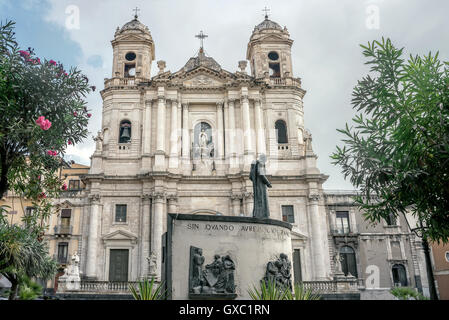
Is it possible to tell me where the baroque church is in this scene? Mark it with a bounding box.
[71,12,431,299]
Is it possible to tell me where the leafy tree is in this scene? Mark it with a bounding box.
[332,38,449,243]
[0,20,93,299]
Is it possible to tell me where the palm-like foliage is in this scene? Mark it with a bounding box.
[248,279,321,300]
[390,287,429,300]
[0,224,57,299]
[128,277,166,300]
[285,283,321,300]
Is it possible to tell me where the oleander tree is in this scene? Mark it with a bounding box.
[0,20,94,299]
[331,38,449,243]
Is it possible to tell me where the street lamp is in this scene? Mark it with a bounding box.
[402,212,439,300]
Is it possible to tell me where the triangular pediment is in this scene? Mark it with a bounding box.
[182,70,226,88]
[115,34,149,42]
[102,230,138,243]
[258,34,290,43]
[291,229,308,240]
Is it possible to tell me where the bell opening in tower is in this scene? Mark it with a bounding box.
[269,62,280,78]
[124,64,136,77]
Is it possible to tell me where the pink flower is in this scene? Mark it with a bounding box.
[62,183,68,191]
[49,60,57,66]
[64,72,68,76]
[38,192,47,199]
[47,150,58,156]
[73,112,78,116]
[36,116,45,125]
[68,140,72,145]
[36,116,51,130]
[87,113,92,118]
[19,50,30,57]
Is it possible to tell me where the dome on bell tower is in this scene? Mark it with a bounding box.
[115,16,152,39]
[254,16,283,32]
[247,14,294,79]
[110,13,155,80]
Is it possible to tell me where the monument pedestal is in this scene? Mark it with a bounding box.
[164,214,293,300]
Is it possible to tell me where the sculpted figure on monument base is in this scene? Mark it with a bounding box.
[189,246,236,297]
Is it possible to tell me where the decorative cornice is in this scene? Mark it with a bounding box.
[88,194,101,202]
[308,194,321,202]
[152,191,166,200]
[230,193,243,201]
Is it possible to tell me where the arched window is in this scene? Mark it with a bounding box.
[275,120,288,144]
[392,264,408,286]
[119,120,131,143]
[340,246,358,277]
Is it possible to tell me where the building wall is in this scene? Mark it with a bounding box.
[432,242,449,299]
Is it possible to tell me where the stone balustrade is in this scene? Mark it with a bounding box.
[79,281,139,293]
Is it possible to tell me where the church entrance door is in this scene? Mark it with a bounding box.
[109,249,129,282]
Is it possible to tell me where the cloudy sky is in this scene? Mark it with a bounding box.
[1,0,448,189]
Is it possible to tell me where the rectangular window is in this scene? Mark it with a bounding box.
[336,211,350,234]
[281,205,295,223]
[115,204,127,223]
[68,180,81,190]
[57,242,68,264]
[385,213,397,226]
[24,207,36,227]
[25,206,36,216]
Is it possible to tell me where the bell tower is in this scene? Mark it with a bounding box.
[111,11,155,79]
[246,13,294,79]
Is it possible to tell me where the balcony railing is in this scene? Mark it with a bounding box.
[60,189,83,198]
[53,254,68,265]
[303,281,337,293]
[331,228,352,236]
[79,281,139,293]
[54,225,73,235]
[303,278,362,293]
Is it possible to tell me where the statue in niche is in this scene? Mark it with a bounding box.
[263,253,292,290]
[147,251,158,276]
[193,122,214,161]
[250,154,272,218]
[189,246,236,297]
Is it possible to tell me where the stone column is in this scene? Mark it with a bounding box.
[156,97,166,152]
[216,102,224,159]
[154,95,166,170]
[141,100,152,172]
[169,99,179,169]
[86,194,101,279]
[167,195,178,214]
[241,92,253,170]
[142,100,152,155]
[151,191,165,281]
[308,194,327,280]
[231,194,241,216]
[224,100,230,161]
[228,99,237,169]
[244,192,254,217]
[141,194,151,278]
[254,99,266,157]
[181,103,190,164]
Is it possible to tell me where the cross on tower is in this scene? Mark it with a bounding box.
[133,7,140,19]
[195,30,208,49]
[262,6,270,19]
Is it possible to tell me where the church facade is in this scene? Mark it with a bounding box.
[73,14,431,299]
